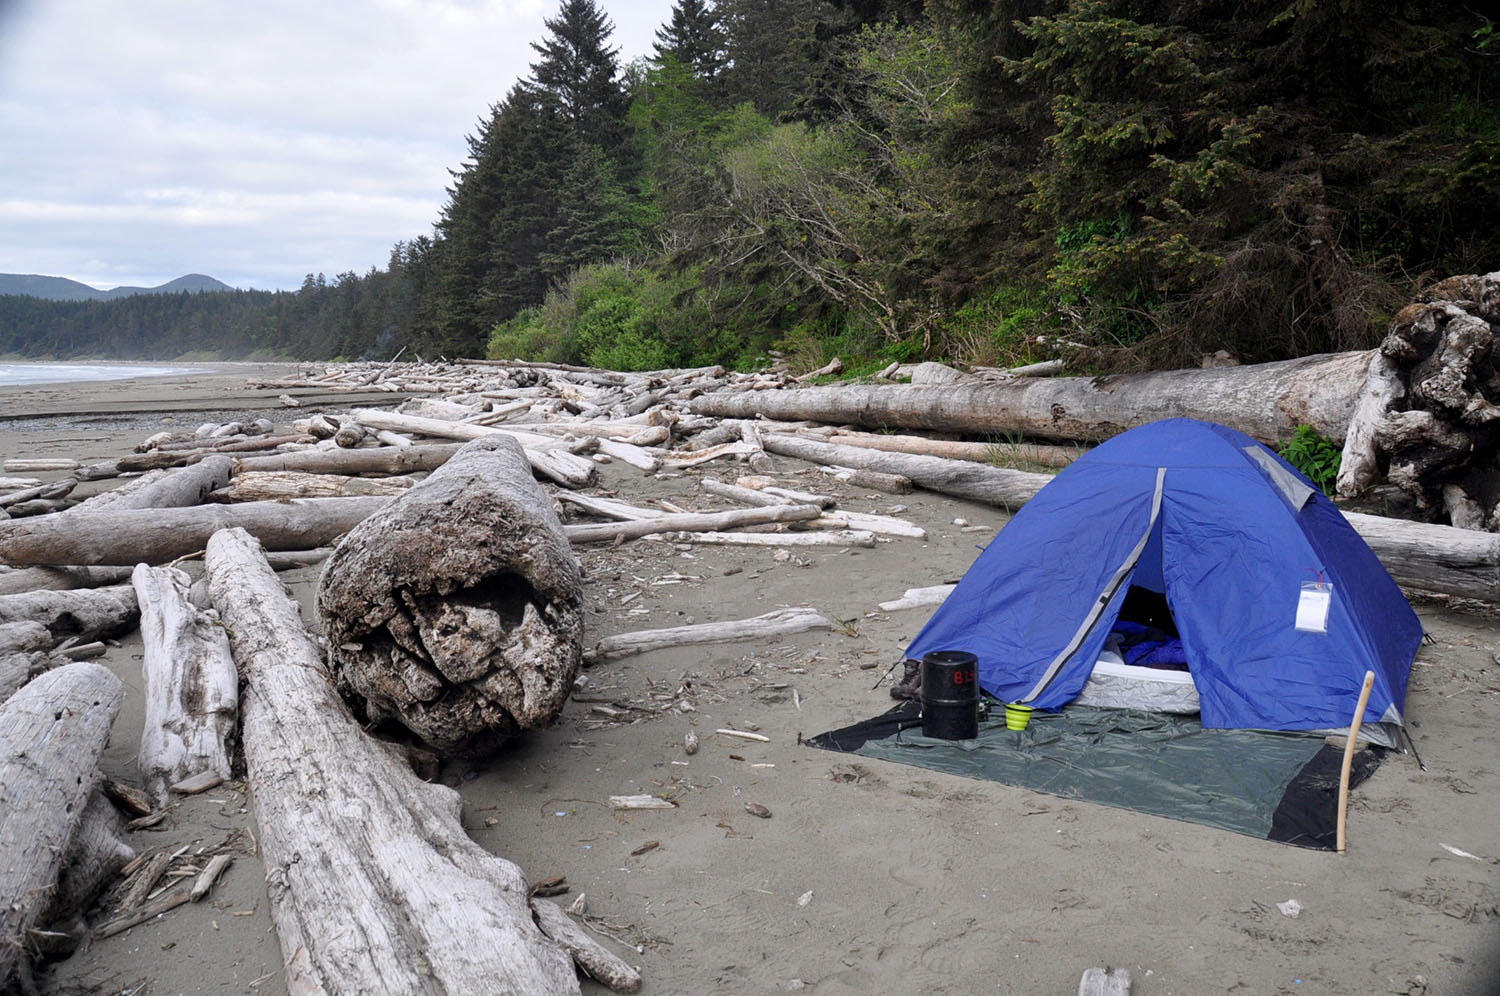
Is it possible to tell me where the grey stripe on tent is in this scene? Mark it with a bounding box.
[1019,467,1167,704]
[1244,446,1316,510]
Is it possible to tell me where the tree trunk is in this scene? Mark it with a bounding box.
[0,586,139,641]
[132,565,238,808]
[235,442,463,476]
[35,790,135,957]
[208,471,417,502]
[562,503,822,544]
[809,427,1082,468]
[348,409,596,487]
[69,455,234,514]
[0,497,390,566]
[0,662,122,989]
[203,527,585,995]
[0,566,136,597]
[318,436,585,755]
[692,350,1373,445]
[588,607,836,664]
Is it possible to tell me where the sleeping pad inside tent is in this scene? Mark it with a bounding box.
[809,419,1423,849]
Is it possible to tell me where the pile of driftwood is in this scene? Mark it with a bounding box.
[3,272,1499,993]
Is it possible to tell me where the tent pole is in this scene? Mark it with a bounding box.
[1336,670,1376,855]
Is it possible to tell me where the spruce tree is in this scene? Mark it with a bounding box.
[529,0,627,150]
[653,0,728,80]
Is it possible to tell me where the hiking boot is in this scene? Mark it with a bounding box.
[890,660,922,700]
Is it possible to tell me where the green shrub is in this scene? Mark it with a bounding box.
[1278,425,1342,495]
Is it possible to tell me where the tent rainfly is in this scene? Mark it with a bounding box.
[905,419,1422,741]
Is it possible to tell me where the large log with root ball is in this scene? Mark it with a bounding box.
[692,350,1373,445]
[0,497,390,566]
[318,435,584,755]
[132,564,238,807]
[203,527,589,995]
[0,662,122,990]
[1336,273,1500,528]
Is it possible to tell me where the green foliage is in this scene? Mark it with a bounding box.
[1278,425,1342,495]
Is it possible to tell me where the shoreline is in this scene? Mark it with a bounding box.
[6,371,1497,996]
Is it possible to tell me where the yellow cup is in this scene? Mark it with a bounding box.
[1004,703,1033,731]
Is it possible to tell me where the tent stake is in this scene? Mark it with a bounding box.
[1336,670,1376,855]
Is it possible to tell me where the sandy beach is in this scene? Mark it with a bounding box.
[5,367,1497,995]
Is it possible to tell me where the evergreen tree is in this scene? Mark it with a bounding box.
[529,0,627,150]
[653,0,728,80]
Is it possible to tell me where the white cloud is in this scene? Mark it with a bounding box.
[0,0,672,290]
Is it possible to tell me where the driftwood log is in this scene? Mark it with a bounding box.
[68,455,234,514]
[318,435,584,754]
[132,564,238,807]
[692,350,1373,445]
[0,662,122,988]
[0,497,390,566]
[588,607,837,664]
[0,586,138,641]
[34,790,135,957]
[0,565,136,597]
[203,527,590,995]
[348,408,596,487]
[235,442,462,476]
[207,470,417,502]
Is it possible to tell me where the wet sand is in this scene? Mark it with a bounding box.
[5,368,1497,995]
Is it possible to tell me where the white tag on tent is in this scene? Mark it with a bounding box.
[1295,582,1331,633]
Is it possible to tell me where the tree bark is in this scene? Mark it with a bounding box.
[69,455,234,514]
[132,565,238,807]
[588,607,836,663]
[0,497,390,566]
[563,503,822,544]
[235,442,463,476]
[318,436,584,755]
[204,527,584,996]
[208,471,416,502]
[0,586,139,641]
[349,409,596,487]
[0,662,122,989]
[692,350,1373,445]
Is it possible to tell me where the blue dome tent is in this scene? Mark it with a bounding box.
[904,419,1422,736]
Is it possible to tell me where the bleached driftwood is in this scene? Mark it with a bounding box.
[131,565,238,807]
[662,529,877,548]
[0,586,138,641]
[203,527,586,995]
[530,898,641,993]
[812,510,927,539]
[318,436,584,754]
[208,471,417,502]
[235,442,462,476]
[693,350,1374,445]
[762,433,1051,509]
[0,565,136,596]
[0,497,390,566]
[878,584,958,611]
[563,504,821,544]
[556,493,668,521]
[34,790,135,957]
[348,408,596,487]
[812,427,1081,468]
[69,455,234,514]
[700,478,792,508]
[588,607,837,663]
[816,464,915,493]
[0,662,122,988]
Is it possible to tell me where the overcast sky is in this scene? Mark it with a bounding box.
[0,0,675,291]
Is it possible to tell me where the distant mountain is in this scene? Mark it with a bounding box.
[0,272,233,301]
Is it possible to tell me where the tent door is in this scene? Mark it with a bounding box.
[1018,467,1167,704]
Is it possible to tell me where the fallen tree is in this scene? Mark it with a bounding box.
[204,527,599,994]
[0,662,122,989]
[234,442,462,476]
[132,565,238,807]
[692,350,1373,445]
[0,497,391,566]
[318,435,584,754]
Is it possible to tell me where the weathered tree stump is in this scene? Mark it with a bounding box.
[318,435,584,755]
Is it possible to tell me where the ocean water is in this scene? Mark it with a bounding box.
[0,362,206,387]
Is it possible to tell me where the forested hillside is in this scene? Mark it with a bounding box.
[4,0,1496,371]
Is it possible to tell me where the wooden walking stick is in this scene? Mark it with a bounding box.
[1336,670,1376,855]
